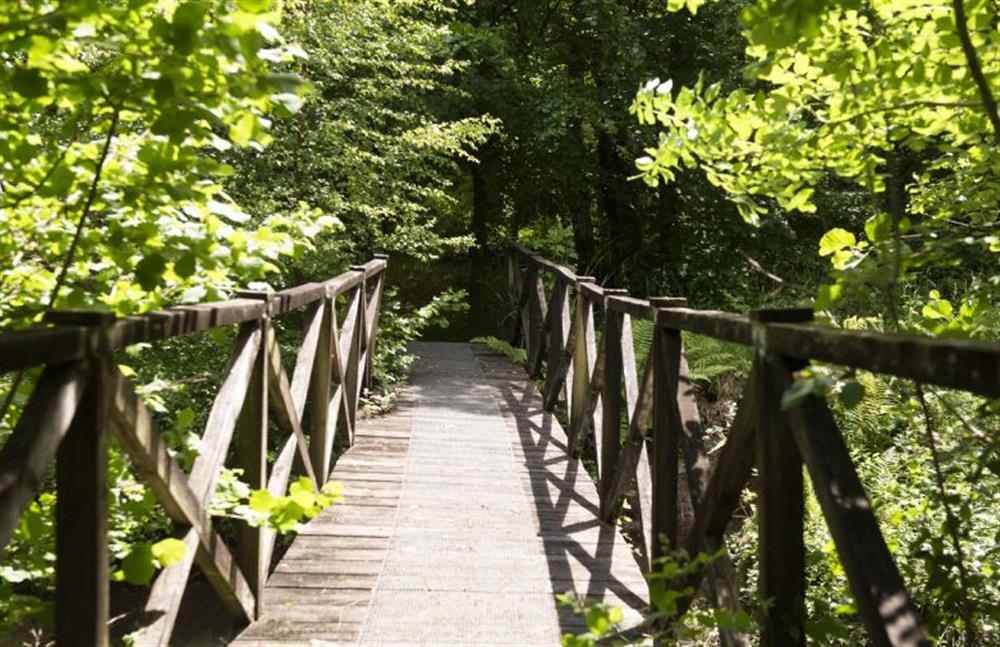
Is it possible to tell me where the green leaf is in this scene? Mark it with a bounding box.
[922,299,953,320]
[135,254,167,291]
[151,538,187,566]
[864,213,892,243]
[818,228,855,256]
[288,476,315,495]
[120,543,156,585]
[229,112,258,147]
[237,0,273,12]
[174,253,197,279]
[11,69,48,99]
[175,407,196,430]
[249,490,276,512]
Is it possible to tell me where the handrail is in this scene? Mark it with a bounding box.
[0,255,388,645]
[508,243,999,646]
[0,255,387,374]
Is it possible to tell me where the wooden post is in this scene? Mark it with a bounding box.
[771,355,928,646]
[599,289,628,517]
[752,308,813,647]
[649,298,687,565]
[363,254,388,390]
[235,292,271,614]
[526,264,547,378]
[50,312,114,647]
[543,278,570,409]
[569,278,596,438]
[336,280,364,450]
[310,289,334,482]
[506,248,523,346]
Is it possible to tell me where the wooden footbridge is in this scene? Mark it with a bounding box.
[1,246,998,646]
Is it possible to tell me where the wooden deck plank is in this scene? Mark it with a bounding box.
[233,342,647,646]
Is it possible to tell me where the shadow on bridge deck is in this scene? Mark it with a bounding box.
[232,342,648,646]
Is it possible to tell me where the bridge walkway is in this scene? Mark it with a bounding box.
[233,342,648,646]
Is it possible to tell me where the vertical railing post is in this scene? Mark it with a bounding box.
[235,291,272,615]
[543,278,570,408]
[362,254,388,391]
[599,289,628,517]
[506,247,523,346]
[526,263,547,378]
[568,278,596,437]
[44,311,115,647]
[649,298,687,565]
[310,285,335,483]
[337,275,364,450]
[751,308,813,647]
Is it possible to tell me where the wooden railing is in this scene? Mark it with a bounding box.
[0,255,387,646]
[508,242,1000,647]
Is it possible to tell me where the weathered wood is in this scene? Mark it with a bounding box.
[765,321,1000,397]
[651,325,680,564]
[542,278,571,409]
[189,323,262,502]
[272,282,325,314]
[55,358,109,647]
[601,344,655,530]
[754,348,806,645]
[265,328,318,488]
[771,357,928,646]
[512,241,578,284]
[138,323,261,646]
[0,300,267,373]
[599,307,624,515]
[324,269,365,297]
[107,367,256,624]
[291,301,324,422]
[0,361,88,550]
[568,283,596,441]
[362,264,386,388]
[310,297,335,481]
[578,280,605,303]
[335,285,363,450]
[571,331,606,462]
[752,310,811,647]
[237,312,270,613]
[606,295,654,320]
[525,265,548,377]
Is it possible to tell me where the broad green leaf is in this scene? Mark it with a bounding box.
[922,299,953,320]
[249,490,276,512]
[152,538,187,566]
[175,407,196,430]
[120,543,156,585]
[11,69,48,99]
[818,228,855,256]
[135,254,167,292]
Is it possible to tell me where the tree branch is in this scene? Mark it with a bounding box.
[953,0,1000,141]
[48,106,120,309]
